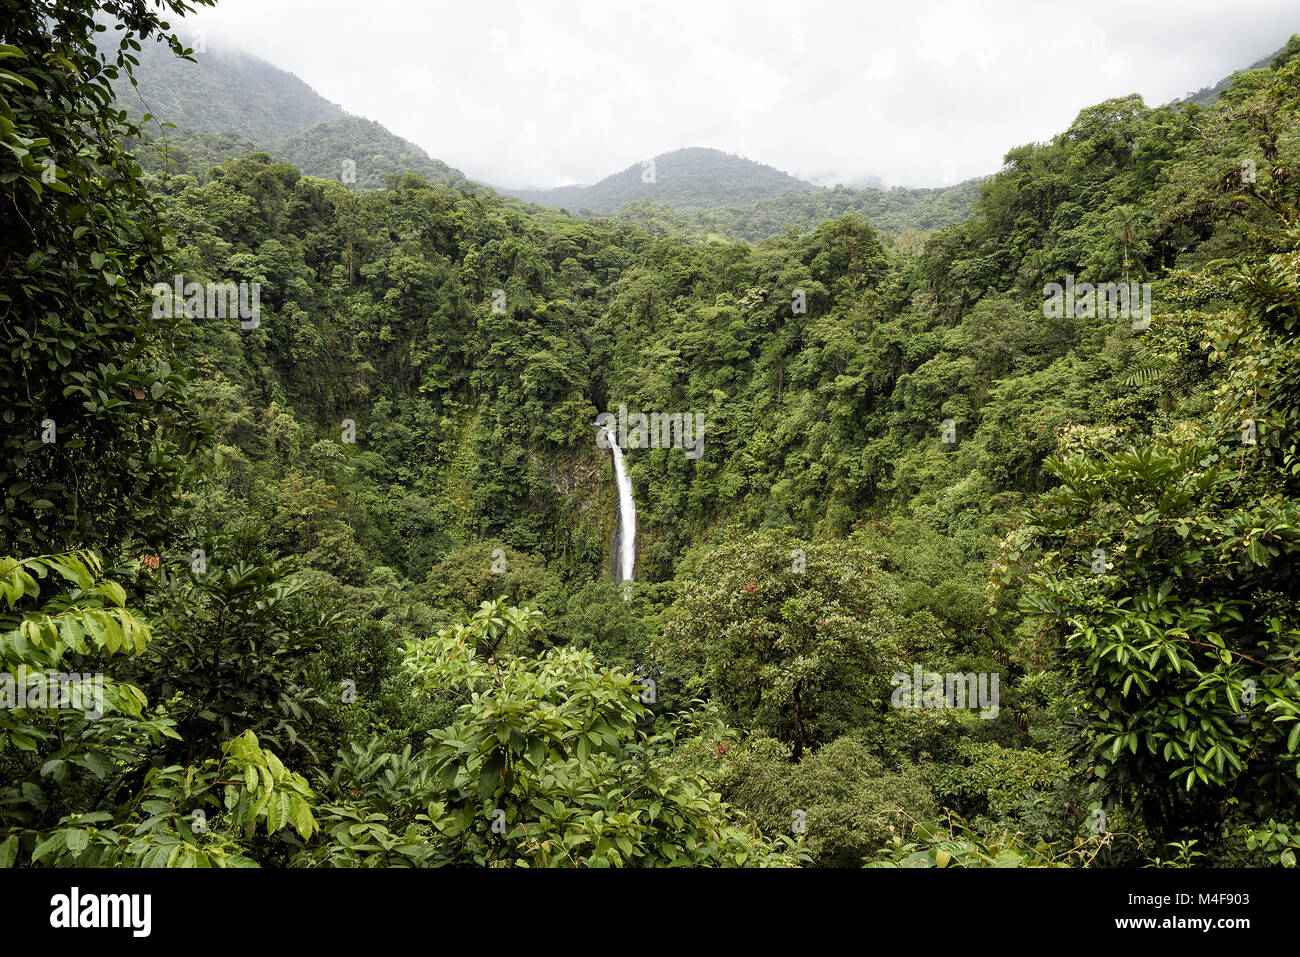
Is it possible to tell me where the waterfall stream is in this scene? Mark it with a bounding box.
[608,435,636,590]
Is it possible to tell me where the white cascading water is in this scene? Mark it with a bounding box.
[608,434,636,590]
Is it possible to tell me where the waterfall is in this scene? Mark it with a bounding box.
[607,433,636,590]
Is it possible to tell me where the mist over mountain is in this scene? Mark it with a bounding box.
[111,35,466,188]
[1177,39,1295,106]
[111,42,977,238]
[110,32,1291,242]
[113,34,346,142]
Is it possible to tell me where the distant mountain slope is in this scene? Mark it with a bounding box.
[135,122,468,190]
[1177,37,1298,106]
[112,35,465,188]
[609,180,984,241]
[130,129,261,181]
[267,116,465,188]
[115,38,346,143]
[503,147,819,213]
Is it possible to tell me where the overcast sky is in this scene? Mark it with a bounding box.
[187,0,1297,190]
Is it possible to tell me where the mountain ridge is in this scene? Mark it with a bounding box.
[113,31,1292,240]
[1176,38,1297,106]
[498,146,820,213]
[110,34,467,188]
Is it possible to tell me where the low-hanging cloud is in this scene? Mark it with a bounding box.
[186,0,1298,189]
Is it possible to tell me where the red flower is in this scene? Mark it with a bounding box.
[743,583,757,594]
[717,742,729,755]
[140,554,160,570]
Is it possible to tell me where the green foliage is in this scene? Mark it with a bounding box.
[421,540,560,627]
[0,549,315,867]
[267,117,466,191]
[867,812,1075,868]
[0,551,156,763]
[0,0,214,554]
[715,734,936,866]
[612,179,982,242]
[658,530,902,755]
[134,538,339,763]
[27,729,316,868]
[1005,233,1300,854]
[7,2,1300,869]
[932,739,1071,844]
[307,599,795,867]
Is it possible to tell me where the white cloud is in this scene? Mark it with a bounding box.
[185,0,1298,189]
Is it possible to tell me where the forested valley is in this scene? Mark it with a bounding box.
[3,0,1300,873]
